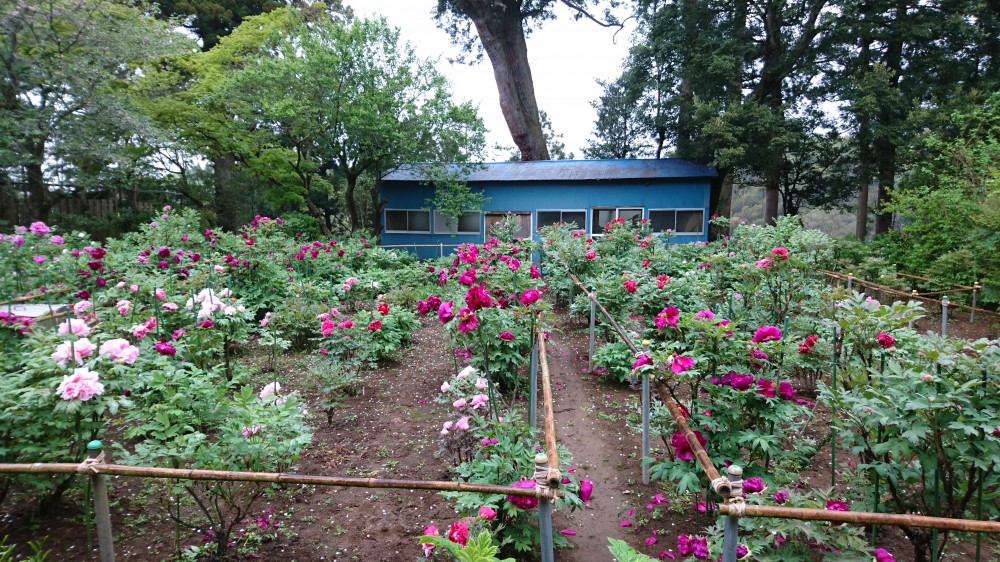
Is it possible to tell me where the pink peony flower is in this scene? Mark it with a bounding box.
[478,506,497,520]
[99,338,140,364]
[440,382,450,393]
[752,325,782,343]
[585,250,596,260]
[499,330,515,341]
[259,382,280,399]
[694,309,715,321]
[469,394,489,410]
[755,258,773,268]
[559,529,576,536]
[368,319,382,332]
[72,300,93,315]
[29,221,50,235]
[261,312,272,327]
[161,302,178,311]
[453,398,467,409]
[624,279,637,293]
[770,246,789,260]
[57,318,90,337]
[475,378,488,390]
[56,368,104,401]
[52,338,95,366]
[455,416,470,431]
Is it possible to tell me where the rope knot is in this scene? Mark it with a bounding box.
[77,451,105,474]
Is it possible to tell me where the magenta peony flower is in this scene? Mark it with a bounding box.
[154,340,177,356]
[499,330,515,341]
[478,505,497,520]
[826,499,849,511]
[655,306,680,330]
[519,288,541,305]
[774,490,789,504]
[778,381,795,400]
[530,264,540,279]
[580,479,593,502]
[670,355,694,374]
[367,319,382,332]
[559,529,576,536]
[438,301,455,323]
[677,534,710,560]
[752,325,782,343]
[632,353,653,370]
[694,309,715,321]
[671,431,707,461]
[507,478,539,509]
[877,331,895,349]
[464,284,493,310]
[743,477,765,494]
[756,378,777,398]
[770,246,789,260]
[447,520,469,546]
[874,548,895,562]
[458,269,477,286]
[456,307,479,333]
[29,221,50,235]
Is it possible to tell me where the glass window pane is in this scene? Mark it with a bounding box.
[648,210,676,232]
[619,208,643,225]
[563,211,585,230]
[433,211,453,234]
[676,210,704,233]
[408,210,429,232]
[537,211,561,228]
[593,208,614,234]
[458,212,480,233]
[385,210,407,231]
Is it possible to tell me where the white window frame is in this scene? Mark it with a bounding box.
[648,208,706,235]
[535,209,587,232]
[590,206,644,236]
[384,209,431,234]
[433,210,482,235]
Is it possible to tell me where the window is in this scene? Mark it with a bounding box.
[433,210,481,235]
[536,209,586,230]
[591,207,642,235]
[384,209,430,233]
[649,209,705,235]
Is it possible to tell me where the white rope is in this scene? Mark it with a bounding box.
[728,499,747,517]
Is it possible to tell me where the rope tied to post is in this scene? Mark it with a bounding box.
[77,451,105,474]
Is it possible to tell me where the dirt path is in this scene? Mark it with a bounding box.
[546,312,669,561]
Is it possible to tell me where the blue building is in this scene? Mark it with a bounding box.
[380,159,716,258]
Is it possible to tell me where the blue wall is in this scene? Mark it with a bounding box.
[380,178,711,259]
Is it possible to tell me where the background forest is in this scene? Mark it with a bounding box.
[1,0,998,302]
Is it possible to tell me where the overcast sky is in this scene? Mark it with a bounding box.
[348,1,633,160]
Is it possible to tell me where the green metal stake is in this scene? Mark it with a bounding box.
[932,464,940,562]
[831,328,838,488]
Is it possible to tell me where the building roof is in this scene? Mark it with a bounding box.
[384,159,717,183]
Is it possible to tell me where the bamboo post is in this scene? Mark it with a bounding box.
[941,296,949,337]
[715,503,1000,533]
[587,291,596,373]
[87,441,115,562]
[536,453,555,562]
[529,339,539,428]
[536,331,561,486]
[971,282,979,322]
[721,464,743,562]
[641,340,651,485]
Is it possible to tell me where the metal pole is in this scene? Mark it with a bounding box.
[439,243,443,258]
[588,291,595,373]
[976,465,984,562]
[932,465,940,562]
[847,273,853,290]
[536,454,555,562]
[941,296,949,337]
[641,340,651,485]
[909,290,918,329]
[831,328,838,488]
[971,282,979,322]
[721,465,743,562]
[529,341,539,428]
[87,441,115,562]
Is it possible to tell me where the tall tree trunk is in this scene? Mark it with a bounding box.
[873,0,907,235]
[26,141,50,222]
[874,143,895,233]
[345,173,359,231]
[454,1,549,160]
[213,153,237,231]
[854,7,872,240]
[855,167,869,239]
